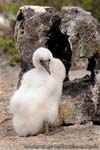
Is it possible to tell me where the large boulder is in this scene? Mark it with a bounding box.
[15,6,100,77]
[14,6,100,125]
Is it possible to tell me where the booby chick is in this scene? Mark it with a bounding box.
[10,47,66,137]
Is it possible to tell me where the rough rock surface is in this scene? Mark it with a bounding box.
[61,7,100,58]
[14,6,100,125]
[15,6,100,71]
[15,6,56,72]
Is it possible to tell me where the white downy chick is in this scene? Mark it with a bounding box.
[10,47,66,136]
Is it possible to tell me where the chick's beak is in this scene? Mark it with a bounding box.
[40,60,51,74]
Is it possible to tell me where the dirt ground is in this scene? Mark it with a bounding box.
[0,57,100,150]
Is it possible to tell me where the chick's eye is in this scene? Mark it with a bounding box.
[48,59,50,62]
[40,60,43,63]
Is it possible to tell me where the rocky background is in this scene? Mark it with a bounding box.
[15,6,100,125]
[0,0,100,149]
[0,0,100,64]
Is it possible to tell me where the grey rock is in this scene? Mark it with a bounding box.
[14,6,100,125]
[61,78,95,125]
[15,6,100,77]
[61,7,100,59]
[15,6,55,71]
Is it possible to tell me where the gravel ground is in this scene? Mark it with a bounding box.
[0,123,100,150]
[0,57,100,150]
